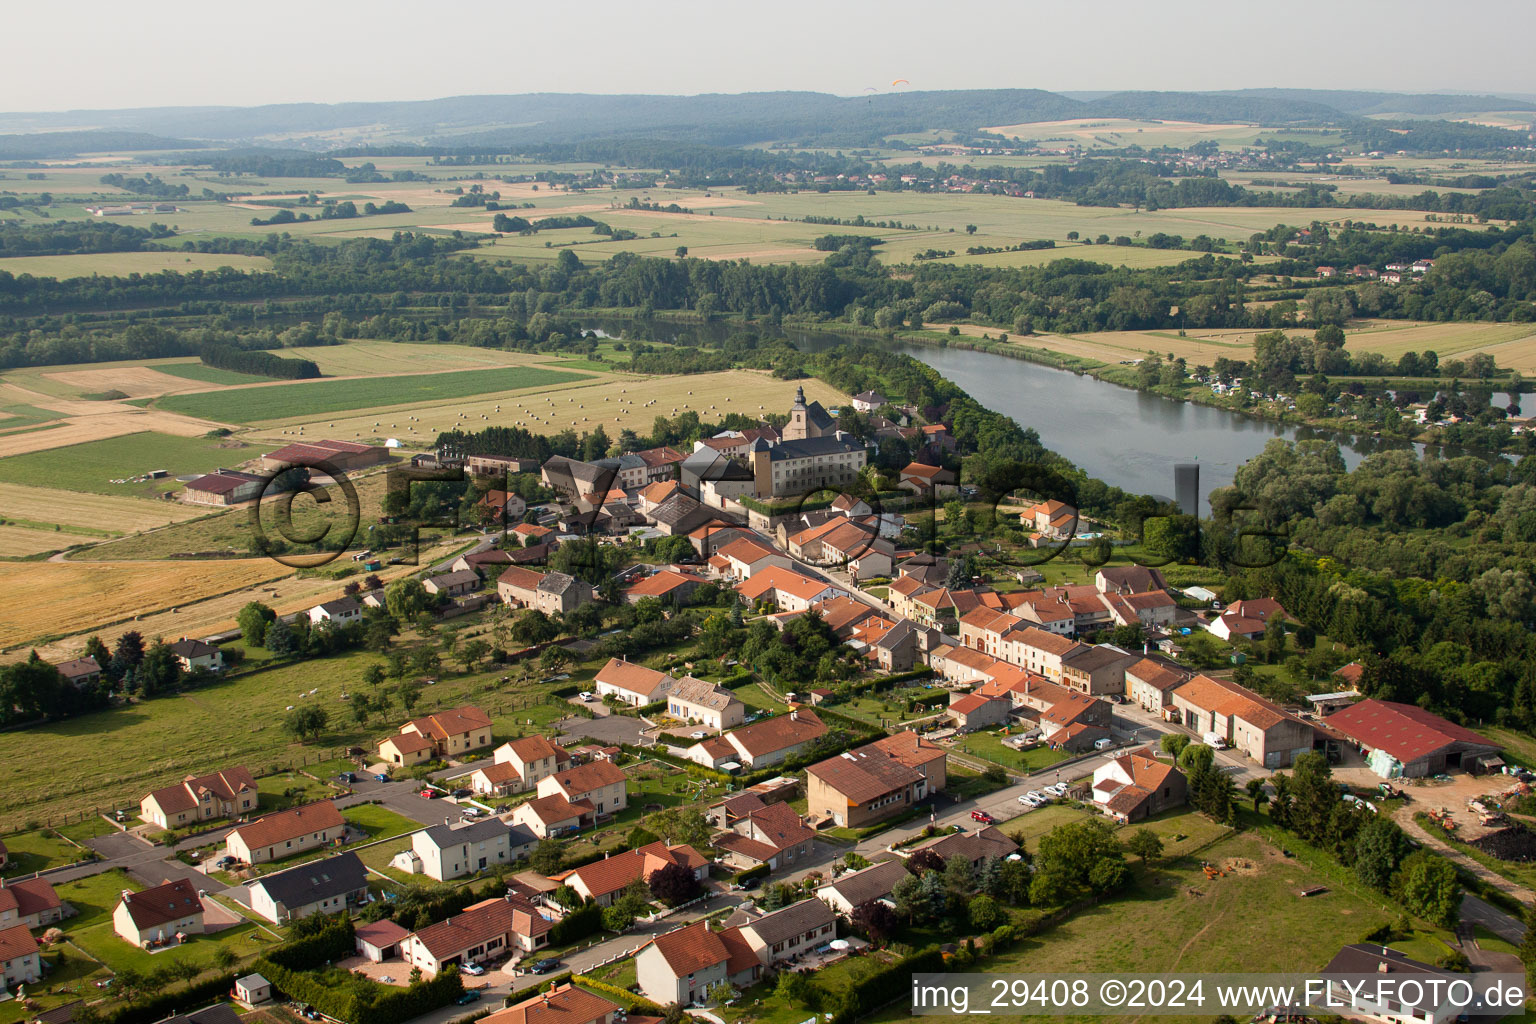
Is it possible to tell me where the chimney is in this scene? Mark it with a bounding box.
[1378,958,1389,972]
[790,710,798,721]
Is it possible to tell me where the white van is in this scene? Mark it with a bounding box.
[1202,731,1229,750]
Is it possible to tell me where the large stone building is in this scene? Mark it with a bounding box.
[744,388,868,500]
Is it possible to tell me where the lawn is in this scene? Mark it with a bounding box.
[0,827,88,875]
[156,363,278,386]
[0,432,257,497]
[954,729,1072,774]
[341,803,423,842]
[156,365,592,424]
[256,772,338,812]
[0,251,272,279]
[0,943,111,1024]
[0,642,579,832]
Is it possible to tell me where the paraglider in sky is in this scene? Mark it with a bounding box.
[863,86,878,93]
[891,78,910,86]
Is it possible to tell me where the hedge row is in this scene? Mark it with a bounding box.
[257,957,464,1024]
[572,976,665,1014]
[829,945,947,1024]
[731,863,770,884]
[264,915,355,970]
[504,972,575,1006]
[200,342,319,380]
[549,901,603,945]
[101,972,239,1024]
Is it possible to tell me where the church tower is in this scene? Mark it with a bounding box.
[784,385,809,440]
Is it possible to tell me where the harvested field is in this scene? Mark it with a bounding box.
[0,432,257,495]
[42,365,223,399]
[260,340,565,377]
[157,365,591,425]
[0,482,210,532]
[0,524,73,557]
[0,251,271,280]
[0,558,294,649]
[0,410,223,457]
[250,368,848,446]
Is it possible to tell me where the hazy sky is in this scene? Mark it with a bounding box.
[7,0,1535,111]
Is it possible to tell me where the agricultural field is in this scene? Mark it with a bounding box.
[155,364,592,424]
[260,340,573,378]
[33,364,248,399]
[245,368,847,448]
[983,117,1274,149]
[0,557,294,648]
[961,319,1536,376]
[0,250,271,279]
[0,639,584,832]
[0,431,257,495]
[0,523,83,556]
[74,468,391,561]
[0,481,209,533]
[154,363,277,386]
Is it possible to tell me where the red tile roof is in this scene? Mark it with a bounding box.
[1326,699,1494,764]
[145,766,257,815]
[0,922,39,964]
[227,800,344,852]
[0,876,60,919]
[487,983,621,1024]
[519,795,593,826]
[722,710,825,758]
[118,878,204,930]
[404,705,491,741]
[547,760,627,798]
[645,919,729,978]
[412,895,550,959]
[594,657,674,700]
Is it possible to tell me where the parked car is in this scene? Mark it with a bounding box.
[456,992,482,1005]
[579,691,596,701]
[1024,791,1047,806]
[451,788,472,799]
[530,959,561,974]
[970,810,996,824]
[373,773,391,783]
[1017,794,1035,805]
[461,963,486,976]
[338,772,358,784]
[461,806,482,818]
[419,789,438,799]
[1045,782,1069,797]
[737,875,762,891]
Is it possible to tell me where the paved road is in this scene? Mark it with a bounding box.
[1461,892,1527,945]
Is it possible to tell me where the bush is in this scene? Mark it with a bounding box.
[829,946,946,1024]
[572,977,664,1014]
[100,972,239,1024]
[549,901,603,945]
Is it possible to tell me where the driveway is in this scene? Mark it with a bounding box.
[555,714,646,748]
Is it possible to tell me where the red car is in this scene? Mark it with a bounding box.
[419,788,438,799]
[971,810,996,824]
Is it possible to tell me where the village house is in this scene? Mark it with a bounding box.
[309,596,362,627]
[872,618,944,673]
[1060,644,1137,696]
[849,389,888,412]
[1091,748,1187,822]
[139,766,258,829]
[806,740,933,829]
[169,639,223,674]
[474,736,570,796]
[55,655,103,688]
[713,802,816,872]
[947,692,1012,732]
[394,818,528,881]
[536,760,628,817]
[898,461,958,497]
[113,878,205,947]
[1094,566,1167,594]
[402,895,553,976]
[818,520,895,579]
[1019,500,1079,541]
[664,676,745,731]
[510,795,593,838]
[551,841,707,907]
[907,825,1018,867]
[224,801,346,865]
[0,924,41,992]
[814,858,910,916]
[354,919,411,964]
[1125,657,1190,714]
[1169,675,1314,768]
[424,569,481,598]
[635,919,762,1007]
[701,709,828,770]
[1207,597,1288,642]
[497,567,594,616]
[1014,626,1087,681]
[731,898,837,965]
[593,657,676,706]
[474,489,527,524]
[1320,945,1465,1024]
[717,536,792,580]
[0,877,65,930]
[379,705,493,765]
[622,568,709,606]
[734,566,848,613]
[481,983,623,1024]
[246,852,368,924]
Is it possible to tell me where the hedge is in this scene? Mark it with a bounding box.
[257,958,464,1024]
[732,863,770,884]
[829,945,947,1024]
[101,972,239,1024]
[265,914,355,970]
[201,342,319,380]
[549,901,604,945]
[572,976,665,1014]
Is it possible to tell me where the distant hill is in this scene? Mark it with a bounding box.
[0,88,1531,152]
[0,129,201,159]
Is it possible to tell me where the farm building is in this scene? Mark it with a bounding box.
[1325,699,1501,778]
[260,439,391,473]
[181,469,266,506]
